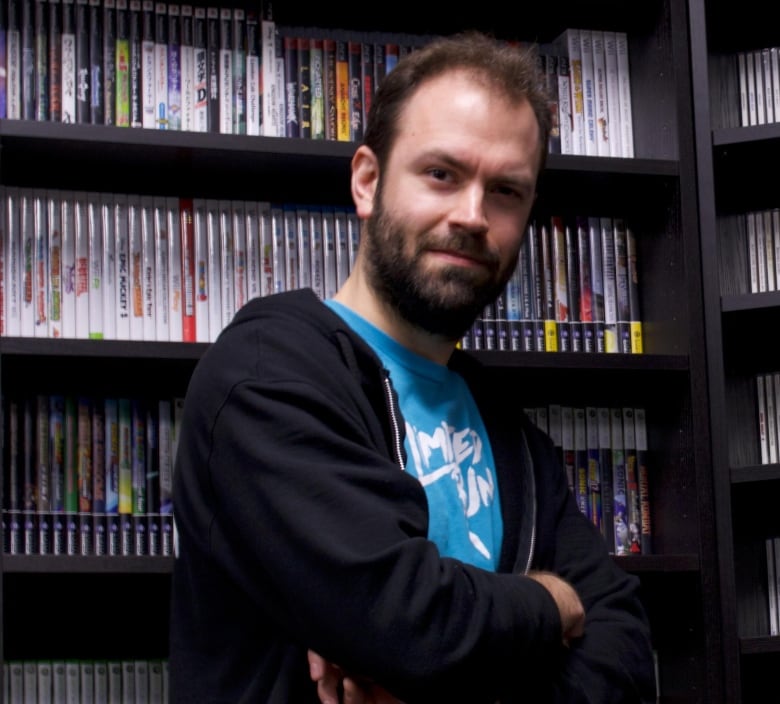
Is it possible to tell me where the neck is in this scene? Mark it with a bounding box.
[333,271,457,366]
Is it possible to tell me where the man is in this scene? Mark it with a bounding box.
[169,31,656,703]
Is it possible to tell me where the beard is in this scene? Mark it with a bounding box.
[362,195,518,341]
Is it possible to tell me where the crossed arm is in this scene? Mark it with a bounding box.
[308,570,587,704]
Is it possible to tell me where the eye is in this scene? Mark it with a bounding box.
[427,167,453,183]
[492,184,526,201]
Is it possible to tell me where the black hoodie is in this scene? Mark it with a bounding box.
[169,288,655,703]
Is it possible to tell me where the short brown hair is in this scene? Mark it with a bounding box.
[363,31,551,171]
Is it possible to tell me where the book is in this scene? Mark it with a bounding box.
[218,199,235,328]
[537,220,557,352]
[153,1,168,128]
[72,190,90,339]
[307,206,324,299]
[572,407,589,519]
[622,407,641,554]
[585,406,602,532]
[115,0,130,126]
[541,49,561,155]
[555,50,574,155]
[309,34,324,139]
[550,215,570,352]
[297,34,311,139]
[117,396,133,553]
[554,28,585,155]
[281,30,298,138]
[597,406,615,553]
[166,2,181,130]
[20,0,35,120]
[179,3,193,131]
[49,393,67,555]
[260,3,279,136]
[625,223,643,353]
[603,30,622,158]
[63,395,79,554]
[122,0,137,124]
[335,36,350,141]
[74,0,89,123]
[615,31,634,158]
[87,191,104,339]
[32,188,49,337]
[523,221,544,352]
[92,394,106,554]
[19,188,36,336]
[204,5,219,132]
[347,38,363,141]
[757,373,769,465]
[140,195,156,340]
[76,395,93,555]
[613,216,631,353]
[113,193,131,340]
[104,396,120,555]
[217,6,232,133]
[103,0,116,125]
[36,394,52,554]
[34,0,49,121]
[232,200,247,312]
[167,196,183,341]
[192,5,207,131]
[87,0,103,124]
[600,217,618,352]
[588,216,606,353]
[322,36,337,140]
[140,0,155,128]
[579,28,597,156]
[634,407,651,554]
[320,205,337,298]
[179,197,196,341]
[611,406,630,555]
[245,9,260,135]
[5,187,22,337]
[767,537,779,636]
[101,192,116,340]
[192,198,210,341]
[564,216,582,352]
[205,198,222,340]
[560,405,575,495]
[591,29,610,157]
[231,7,245,134]
[6,0,21,120]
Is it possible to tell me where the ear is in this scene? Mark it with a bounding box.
[351,145,380,219]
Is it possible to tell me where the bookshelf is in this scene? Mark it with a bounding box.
[0,0,723,701]
[690,0,780,701]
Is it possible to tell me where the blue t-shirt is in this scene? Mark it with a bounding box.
[326,300,503,571]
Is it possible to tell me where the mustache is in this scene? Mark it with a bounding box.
[416,231,501,268]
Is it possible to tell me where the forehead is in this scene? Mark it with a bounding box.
[392,70,542,171]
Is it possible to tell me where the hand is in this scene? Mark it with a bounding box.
[308,650,404,704]
[527,570,586,645]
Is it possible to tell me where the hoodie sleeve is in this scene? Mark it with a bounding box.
[513,420,657,704]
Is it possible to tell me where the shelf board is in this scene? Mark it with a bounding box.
[2,554,174,574]
[730,464,780,484]
[0,336,208,360]
[0,552,698,574]
[740,635,780,655]
[474,350,689,371]
[721,291,780,313]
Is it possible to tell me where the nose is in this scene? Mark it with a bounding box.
[450,184,489,235]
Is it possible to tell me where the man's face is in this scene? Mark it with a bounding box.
[361,70,542,341]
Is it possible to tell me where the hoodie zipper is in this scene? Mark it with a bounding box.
[382,373,406,470]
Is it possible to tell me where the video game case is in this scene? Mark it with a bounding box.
[103,0,116,125]
[153,0,168,128]
[137,0,153,129]
[166,1,181,130]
